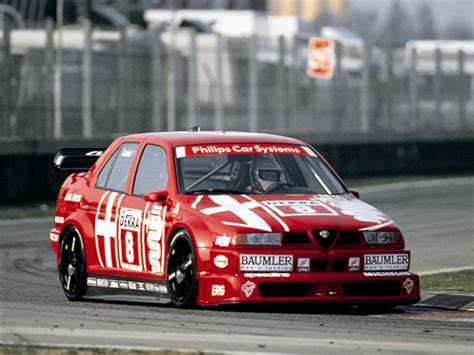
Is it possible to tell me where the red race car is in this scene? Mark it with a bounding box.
[50,130,420,308]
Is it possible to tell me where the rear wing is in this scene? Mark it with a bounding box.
[52,148,105,172]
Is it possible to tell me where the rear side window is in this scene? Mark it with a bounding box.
[96,148,120,188]
[133,145,168,195]
[97,143,138,192]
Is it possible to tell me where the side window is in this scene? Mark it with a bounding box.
[96,148,120,189]
[104,143,139,192]
[133,145,168,195]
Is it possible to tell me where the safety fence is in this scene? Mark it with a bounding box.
[1,21,473,139]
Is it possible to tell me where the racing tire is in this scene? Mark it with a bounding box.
[58,227,87,301]
[167,231,197,308]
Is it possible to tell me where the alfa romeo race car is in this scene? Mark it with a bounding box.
[50,130,420,307]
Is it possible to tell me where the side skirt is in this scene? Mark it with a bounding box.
[84,274,171,304]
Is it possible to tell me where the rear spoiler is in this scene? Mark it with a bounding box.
[52,148,105,172]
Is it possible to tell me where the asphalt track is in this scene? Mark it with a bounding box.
[0,177,473,353]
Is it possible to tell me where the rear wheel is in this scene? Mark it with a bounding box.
[58,227,86,301]
[167,231,197,307]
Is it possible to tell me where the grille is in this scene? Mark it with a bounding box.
[311,229,337,249]
[259,282,310,297]
[343,281,401,297]
[282,232,310,245]
[337,232,360,245]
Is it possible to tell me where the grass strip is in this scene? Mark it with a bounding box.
[420,269,474,292]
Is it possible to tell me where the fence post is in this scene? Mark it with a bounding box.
[332,41,343,131]
[408,47,418,130]
[151,27,163,132]
[384,44,393,131]
[0,17,11,136]
[45,18,55,138]
[54,0,64,139]
[82,18,92,138]
[360,43,370,133]
[277,35,286,131]
[187,29,197,128]
[214,33,224,130]
[118,26,127,133]
[288,35,298,132]
[434,48,442,129]
[248,34,258,131]
[457,49,466,129]
[167,26,177,131]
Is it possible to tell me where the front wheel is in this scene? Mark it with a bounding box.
[167,231,197,307]
[58,227,86,301]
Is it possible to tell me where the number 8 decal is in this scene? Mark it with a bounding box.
[125,231,134,263]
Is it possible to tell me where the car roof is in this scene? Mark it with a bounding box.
[125,131,307,147]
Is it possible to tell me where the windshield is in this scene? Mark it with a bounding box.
[175,143,347,195]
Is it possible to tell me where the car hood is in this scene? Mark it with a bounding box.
[187,193,397,233]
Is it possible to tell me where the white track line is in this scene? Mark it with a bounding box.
[418,266,474,276]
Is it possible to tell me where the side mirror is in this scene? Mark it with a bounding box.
[144,190,169,203]
[349,189,360,199]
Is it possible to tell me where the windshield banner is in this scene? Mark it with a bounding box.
[176,144,313,158]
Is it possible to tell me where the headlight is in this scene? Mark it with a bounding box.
[234,233,282,246]
[363,231,403,245]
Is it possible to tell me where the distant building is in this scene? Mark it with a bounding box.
[268,0,347,21]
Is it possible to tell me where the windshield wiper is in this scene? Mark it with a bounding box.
[186,188,245,195]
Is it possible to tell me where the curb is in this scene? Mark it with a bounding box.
[416,291,474,311]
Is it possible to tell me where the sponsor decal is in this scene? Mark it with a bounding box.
[364,254,409,271]
[242,281,256,298]
[143,204,166,275]
[215,234,231,247]
[119,281,128,289]
[348,257,360,272]
[177,144,306,158]
[311,195,390,225]
[244,273,290,278]
[55,216,64,224]
[109,280,119,288]
[121,147,136,158]
[97,278,108,288]
[240,255,293,272]
[94,192,166,275]
[65,193,82,203]
[262,200,338,217]
[211,284,225,296]
[297,258,310,272]
[87,277,167,293]
[363,271,412,277]
[214,255,228,269]
[118,207,143,271]
[49,232,59,242]
[403,278,415,294]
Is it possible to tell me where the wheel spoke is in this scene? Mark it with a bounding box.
[183,259,192,270]
[65,275,71,290]
[168,272,176,281]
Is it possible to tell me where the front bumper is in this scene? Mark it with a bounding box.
[196,246,420,305]
[197,271,420,305]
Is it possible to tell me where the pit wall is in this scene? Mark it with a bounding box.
[1,136,473,205]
